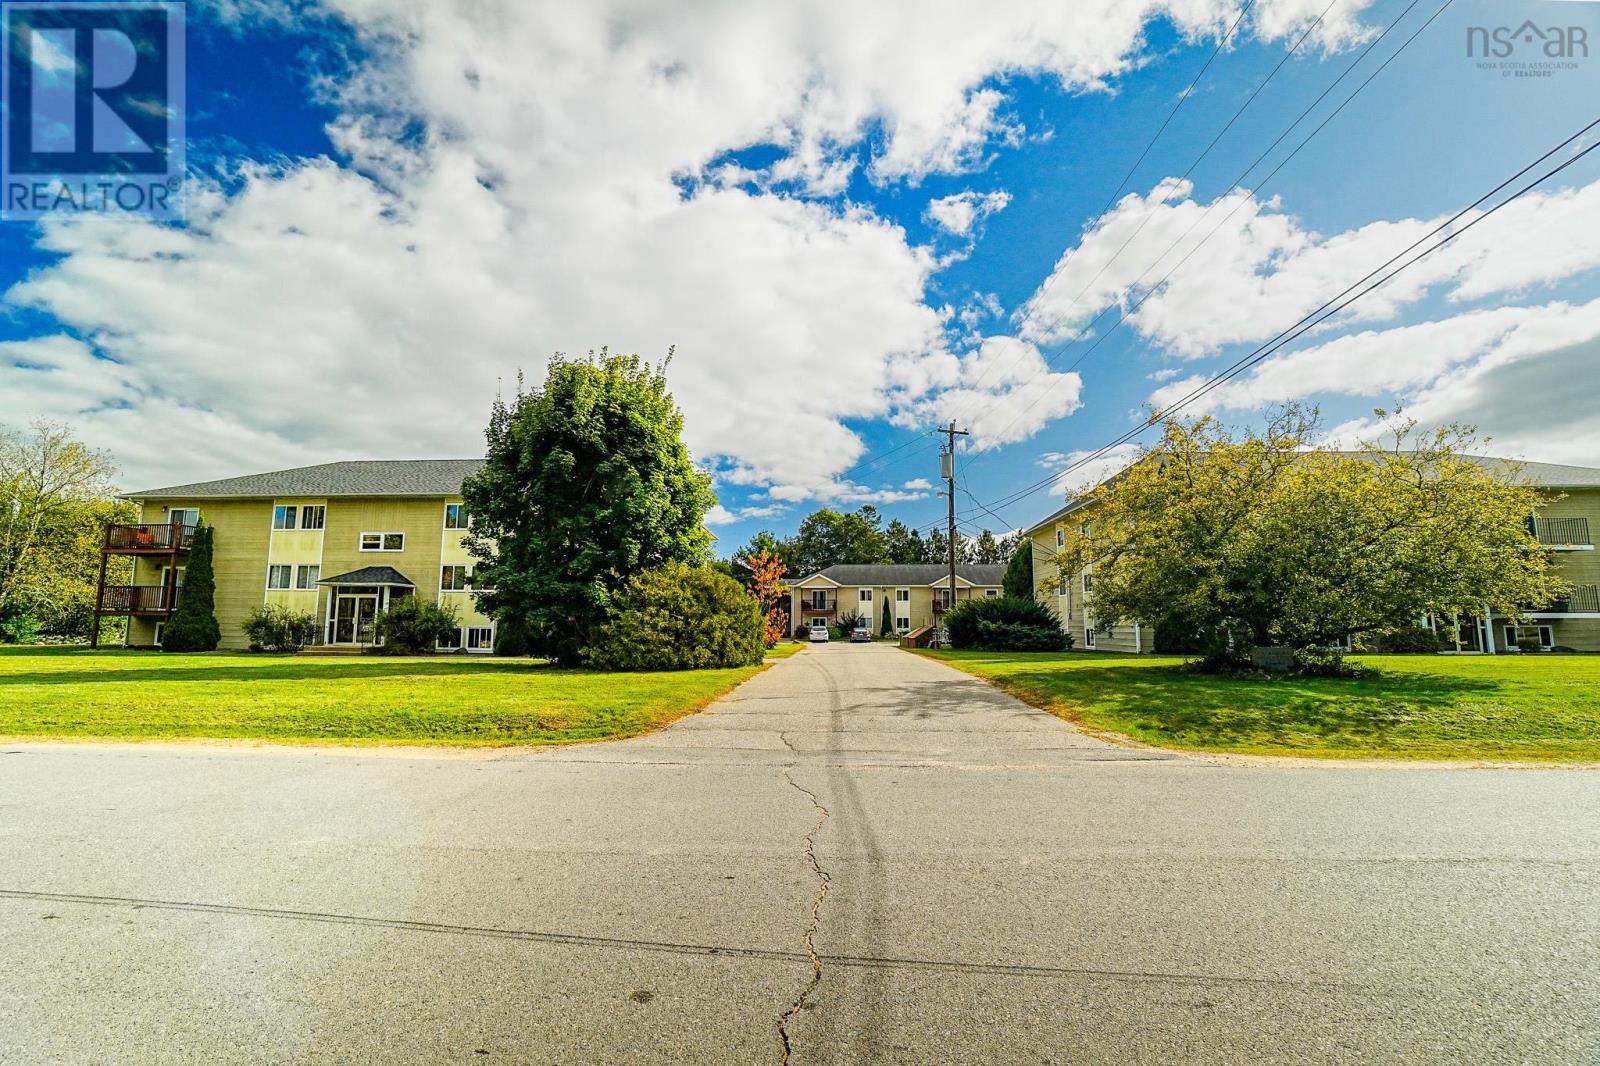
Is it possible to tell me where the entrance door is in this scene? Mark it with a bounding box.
[333,593,380,644]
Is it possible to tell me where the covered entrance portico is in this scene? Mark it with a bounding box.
[318,566,417,647]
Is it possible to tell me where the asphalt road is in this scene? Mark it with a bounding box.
[2,643,1598,1064]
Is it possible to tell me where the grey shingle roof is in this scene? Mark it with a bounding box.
[318,566,417,587]
[799,563,1006,586]
[1023,452,1600,533]
[124,460,485,500]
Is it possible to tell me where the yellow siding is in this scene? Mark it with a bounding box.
[789,580,1001,635]
[127,495,494,649]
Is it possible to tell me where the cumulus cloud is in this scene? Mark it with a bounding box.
[892,336,1085,451]
[1019,176,1600,359]
[2,0,1379,492]
[903,477,934,490]
[1035,443,1144,496]
[926,190,1011,236]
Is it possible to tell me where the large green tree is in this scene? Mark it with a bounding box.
[0,421,131,641]
[463,350,716,663]
[883,519,926,565]
[786,505,889,576]
[1002,540,1033,599]
[1053,408,1564,653]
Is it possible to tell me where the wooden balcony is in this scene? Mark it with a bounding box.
[98,584,182,615]
[104,522,196,554]
[798,597,837,614]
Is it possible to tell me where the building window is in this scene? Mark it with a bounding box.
[985,589,999,598]
[295,565,320,590]
[895,588,910,603]
[809,589,829,610]
[1056,528,1065,548]
[859,589,872,602]
[169,508,199,528]
[272,505,297,531]
[1083,626,1096,649]
[153,622,165,646]
[300,505,326,530]
[1080,520,1092,537]
[437,628,463,650]
[466,626,494,651]
[896,616,910,633]
[440,565,470,591]
[1082,571,1094,593]
[444,504,470,529]
[267,564,292,589]
[360,532,405,552]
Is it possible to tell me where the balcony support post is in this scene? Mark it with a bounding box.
[89,523,111,649]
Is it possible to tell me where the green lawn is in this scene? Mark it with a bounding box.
[918,649,1600,761]
[0,644,803,747]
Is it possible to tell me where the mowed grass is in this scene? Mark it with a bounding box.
[918,649,1600,761]
[0,644,802,747]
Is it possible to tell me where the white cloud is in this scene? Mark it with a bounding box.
[926,189,1011,236]
[1149,297,1600,419]
[1019,176,1600,359]
[893,336,1085,451]
[703,504,739,527]
[903,477,934,490]
[1034,443,1144,496]
[2,0,1380,492]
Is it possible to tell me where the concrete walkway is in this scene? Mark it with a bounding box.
[2,643,1597,1063]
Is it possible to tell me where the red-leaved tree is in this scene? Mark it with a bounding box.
[742,548,789,647]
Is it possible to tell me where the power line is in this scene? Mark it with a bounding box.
[961,0,1444,456]
[971,115,1600,522]
[819,4,1261,489]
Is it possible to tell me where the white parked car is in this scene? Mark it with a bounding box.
[808,622,830,643]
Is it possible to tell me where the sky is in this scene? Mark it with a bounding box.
[3,0,1599,555]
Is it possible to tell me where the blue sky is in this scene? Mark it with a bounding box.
[3,0,1599,556]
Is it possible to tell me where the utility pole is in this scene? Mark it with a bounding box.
[939,420,968,646]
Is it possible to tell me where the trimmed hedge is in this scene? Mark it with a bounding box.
[944,595,1068,652]
[587,562,765,671]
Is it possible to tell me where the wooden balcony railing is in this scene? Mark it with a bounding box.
[799,597,837,614]
[104,522,196,552]
[98,585,182,614]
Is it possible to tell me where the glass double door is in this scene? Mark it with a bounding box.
[332,593,379,645]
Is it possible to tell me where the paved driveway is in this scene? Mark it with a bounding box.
[2,643,1598,1064]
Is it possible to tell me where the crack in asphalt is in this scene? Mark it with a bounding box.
[777,771,832,1065]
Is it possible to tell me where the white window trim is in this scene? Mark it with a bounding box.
[465,625,495,652]
[859,589,873,602]
[443,503,470,530]
[895,587,910,603]
[294,564,320,590]
[271,504,298,532]
[1083,625,1097,649]
[895,616,910,633]
[168,508,199,528]
[440,564,470,592]
[360,531,406,553]
[299,504,326,531]
[266,564,293,590]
